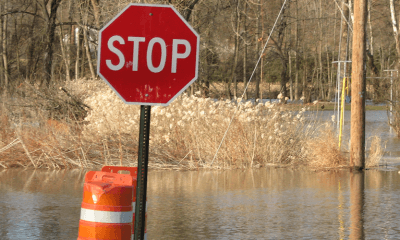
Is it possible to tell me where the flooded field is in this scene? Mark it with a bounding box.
[1,110,400,239]
[1,168,400,239]
[311,110,400,162]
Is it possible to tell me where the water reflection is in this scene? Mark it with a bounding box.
[0,169,87,240]
[146,168,400,239]
[1,168,400,239]
[350,171,365,239]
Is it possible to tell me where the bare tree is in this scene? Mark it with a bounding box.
[270,0,290,99]
[390,0,400,69]
[40,0,63,87]
[0,1,9,94]
[229,0,241,99]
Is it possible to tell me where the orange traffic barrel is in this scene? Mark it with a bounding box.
[77,169,135,240]
[100,166,147,240]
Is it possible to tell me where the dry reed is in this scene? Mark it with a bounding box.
[366,136,385,168]
[306,124,348,169]
[0,79,382,170]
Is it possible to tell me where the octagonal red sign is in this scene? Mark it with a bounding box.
[97,4,200,106]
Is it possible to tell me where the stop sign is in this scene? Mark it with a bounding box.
[97,4,199,106]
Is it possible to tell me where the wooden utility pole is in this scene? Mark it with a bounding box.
[350,0,367,170]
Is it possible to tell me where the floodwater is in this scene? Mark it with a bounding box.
[1,110,400,239]
[1,168,400,239]
[310,110,400,163]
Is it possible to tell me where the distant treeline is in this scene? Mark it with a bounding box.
[0,0,399,103]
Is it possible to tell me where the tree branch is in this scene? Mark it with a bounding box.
[0,10,44,20]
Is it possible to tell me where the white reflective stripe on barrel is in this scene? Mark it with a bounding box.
[80,208,133,223]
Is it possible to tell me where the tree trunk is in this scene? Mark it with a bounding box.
[280,57,288,98]
[59,26,71,81]
[230,0,241,99]
[26,3,38,82]
[389,0,400,69]
[41,0,62,87]
[90,0,101,29]
[75,27,81,80]
[80,34,85,77]
[294,0,299,100]
[1,1,8,94]
[303,57,309,103]
[260,0,265,101]
[0,3,4,93]
[327,50,332,100]
[274,0,290,99]
[302,19,307,102]
[243,1,248,100]
[367,0,379,100]
[15,19,20,77]
[83,26,96,79]
[255,0,261,100]
[318,0,324,100]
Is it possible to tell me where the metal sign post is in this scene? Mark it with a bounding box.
[134,105,151,240]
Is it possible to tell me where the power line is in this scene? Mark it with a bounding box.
[210,0,289,166]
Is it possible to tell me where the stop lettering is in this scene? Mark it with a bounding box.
[106,36,191,73]
[97,4,199,106]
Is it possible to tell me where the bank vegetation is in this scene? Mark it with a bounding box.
[0,79,385,169]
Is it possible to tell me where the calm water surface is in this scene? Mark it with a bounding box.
[1,168,400,239]
[310,110,400,162]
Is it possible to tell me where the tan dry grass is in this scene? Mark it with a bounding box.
[0,79,353,170]
[307,125,348,169]
[366,136,385,168]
